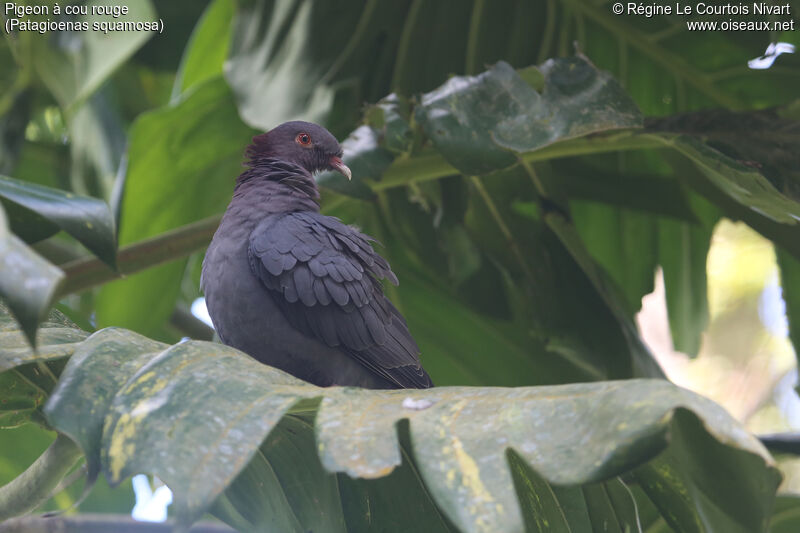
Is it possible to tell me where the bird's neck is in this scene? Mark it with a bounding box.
[236,158,320,205]
[226,159,320,229]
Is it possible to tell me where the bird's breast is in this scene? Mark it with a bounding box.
[202,217,388,388]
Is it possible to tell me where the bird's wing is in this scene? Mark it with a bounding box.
[248,211,432,388]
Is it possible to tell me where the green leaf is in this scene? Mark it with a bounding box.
[88,337,312,523]
[391,264,592,386]
[460,167,658,381]
[65,89,127,203]
[0,424,56,486]
[570,201,658,313]
[0,206,64,347]
[94,77,256,338]
[647,108,800,204]
[544,212,664,379]
[0,175,116,267]
[44,328,166,481]
[506,450,572,532]
[0,303,85,427]
[659,139,800,265]
[37,308,778,531]
[323,198,600,386]
[0,303,86,373]
[660,134,800,226]
[581,480,641,533]
[554,160,699,221]
[0,90,31,176]
[335,432,457,533]
[31,0,156,110]
[635,407,779,533]
[770,495,800,533]
[415,58,642,176]
[226,0,373,130]
[172,0,235,99]
[658,194,720,356]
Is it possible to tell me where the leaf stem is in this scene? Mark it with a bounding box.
[0,433,82,521]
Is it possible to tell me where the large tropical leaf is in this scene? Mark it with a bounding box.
[29,0,156,110]
[172,0,236,99]
[11,305,774,532]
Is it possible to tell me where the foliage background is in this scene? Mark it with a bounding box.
[1,0,800,531]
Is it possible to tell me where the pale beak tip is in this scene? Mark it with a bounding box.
[330,156,352,181]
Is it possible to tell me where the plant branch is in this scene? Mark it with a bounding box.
[0,434,82,522]
[57,215,221,297]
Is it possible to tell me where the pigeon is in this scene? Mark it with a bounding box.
[202,121,433,389]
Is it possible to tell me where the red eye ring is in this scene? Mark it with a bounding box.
[296,133,311,146]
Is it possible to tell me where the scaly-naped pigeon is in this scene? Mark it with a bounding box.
[202,121,433,389]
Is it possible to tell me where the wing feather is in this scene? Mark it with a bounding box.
[248,212,432,388]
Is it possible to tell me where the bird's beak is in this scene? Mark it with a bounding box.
[329,156,352,181]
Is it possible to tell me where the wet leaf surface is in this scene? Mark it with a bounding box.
[98,340,316,522]
[416,58,642,176]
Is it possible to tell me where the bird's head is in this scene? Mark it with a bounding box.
[246,121,351,180]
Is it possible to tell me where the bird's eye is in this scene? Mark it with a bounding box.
[296,133,311,146]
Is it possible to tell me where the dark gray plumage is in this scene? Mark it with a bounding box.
[202,121,433,389]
